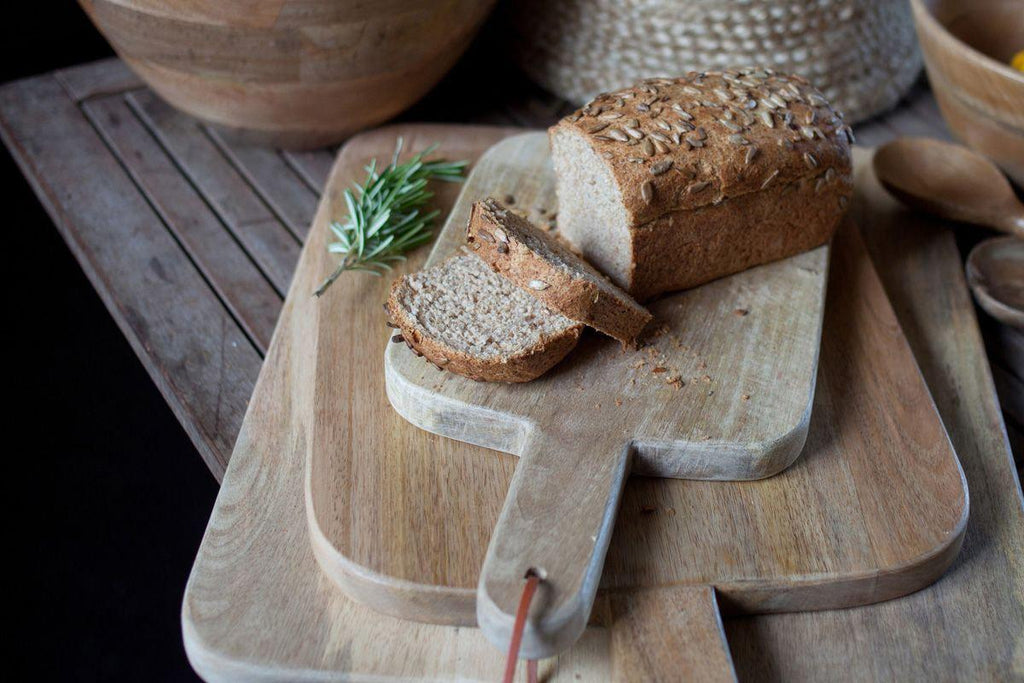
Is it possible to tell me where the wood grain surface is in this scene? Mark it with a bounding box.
[374,132,828,656]
[724,151,1024,683]
[609,587,737,683]
[911,0,1024,185]
[0,67,265,479]
[176,125,1021,681]
[307,130,966,652]
[78,0,496,147]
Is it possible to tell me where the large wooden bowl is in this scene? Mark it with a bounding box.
[910,0,1024,185]
[80,0,496,148]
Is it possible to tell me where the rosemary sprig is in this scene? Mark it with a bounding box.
[314,137,467,297]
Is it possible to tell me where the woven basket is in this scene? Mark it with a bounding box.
[511,0,921,124]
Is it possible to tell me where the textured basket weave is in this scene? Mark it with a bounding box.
[511,0,921,124]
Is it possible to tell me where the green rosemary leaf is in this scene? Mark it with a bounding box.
[314,137,467,298]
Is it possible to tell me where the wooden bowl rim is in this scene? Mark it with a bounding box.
[910,0,1024,86]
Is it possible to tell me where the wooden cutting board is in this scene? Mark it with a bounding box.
[379,132,828,656]
[303,132,968,670]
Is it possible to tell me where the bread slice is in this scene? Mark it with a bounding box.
[467,198,652,347]
[385,254,583,382]
[550,69,854,300]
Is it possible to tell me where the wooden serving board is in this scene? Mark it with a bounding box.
[380,132,828,656]
[178,125,1024,682]
[305,132,968,667]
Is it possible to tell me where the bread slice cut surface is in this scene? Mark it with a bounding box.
[386,254,583,383]
[467,198,652,346]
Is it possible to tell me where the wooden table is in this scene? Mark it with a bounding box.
[1,59,1021,678]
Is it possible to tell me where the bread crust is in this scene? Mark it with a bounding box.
[550,69,854,299]
[385,276,583,383]
[628,174,850,299]
[467,199,652,346]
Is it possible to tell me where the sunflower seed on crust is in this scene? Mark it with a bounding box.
[650,160,674,175]
[641,180,654,203]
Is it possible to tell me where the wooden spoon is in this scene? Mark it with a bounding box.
[966,237,1024,329]
[874,138,1024,328]
[873,137,1024,238]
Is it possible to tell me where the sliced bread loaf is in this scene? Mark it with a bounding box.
[386,253,583,383]
[550,69,854,300]
[467,198,652,346]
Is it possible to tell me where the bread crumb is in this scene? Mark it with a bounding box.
[652,366,668,374]
[734,308,749,317]
[615,398,623,407]
[648,323,671,339]
[666,375,684,390]
[702,374,712,383]
[742,393,751,401]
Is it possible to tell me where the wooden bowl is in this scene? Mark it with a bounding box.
[910,0,1024,185]
[80,0,496,149]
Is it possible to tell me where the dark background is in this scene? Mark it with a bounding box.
[4,5,215,682]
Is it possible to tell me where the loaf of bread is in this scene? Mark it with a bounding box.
[386,254,583,382]
[550,69,854,301]
[467,198,652,347]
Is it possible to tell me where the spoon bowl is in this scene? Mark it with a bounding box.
[873,138,1024,237]
[966,237,1024,329]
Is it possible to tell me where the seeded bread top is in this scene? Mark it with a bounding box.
[551,69,854,225]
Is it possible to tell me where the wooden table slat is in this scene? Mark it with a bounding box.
[54,57,143,102]
[83,93,282,353]
[281,149,338,194]
[207,128,319,242]
[0,73,262,478]
[127,89,301,295]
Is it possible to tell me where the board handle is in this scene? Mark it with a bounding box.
[477,430,631,660]
[609,586,738,682]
